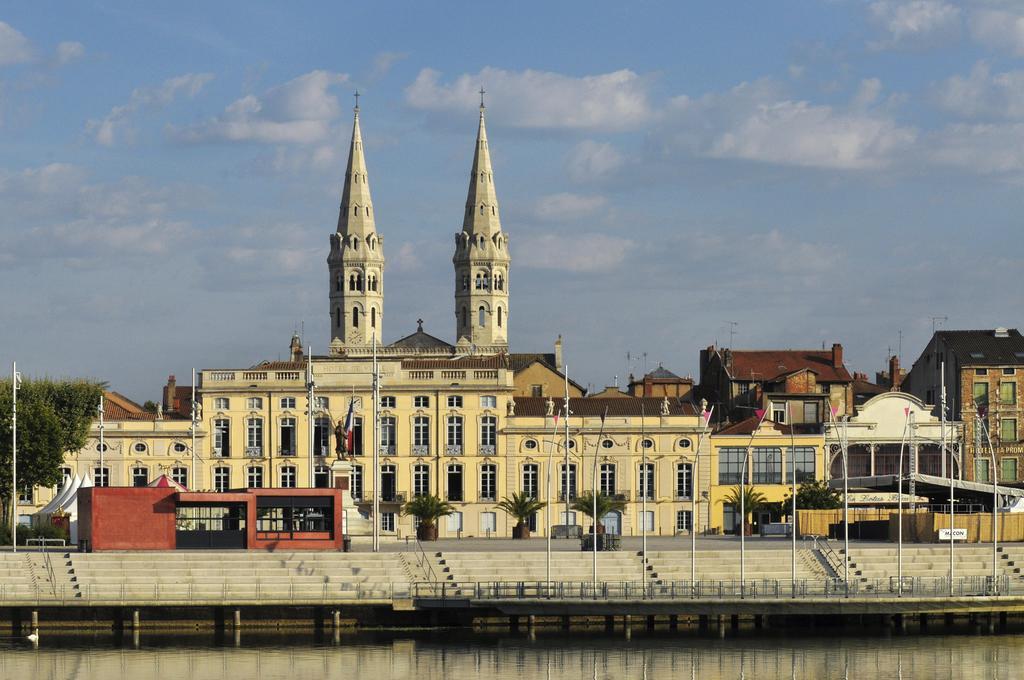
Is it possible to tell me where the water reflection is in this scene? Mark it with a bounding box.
[0,630,1018,680]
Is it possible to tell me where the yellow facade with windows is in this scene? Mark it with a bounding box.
[708,419,827,535]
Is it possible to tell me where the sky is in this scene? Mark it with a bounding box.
[1,0,1023,401]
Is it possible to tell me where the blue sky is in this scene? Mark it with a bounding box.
[1,1,1023,400]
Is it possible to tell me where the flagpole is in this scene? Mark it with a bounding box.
[740,408,767,598]
[941,363,953,594]
[789,402,797,596]
[372,335,379,553]
[640,401,648,590]
[827,404,851,596]
[592,408,608,590]
[895,408,910,597]
[692,404,713,587]
[99,393,105,485]
[563,366,571,535]
[307,346,315,489]
[11,362,19,552]
[545,409,561,591]
[190,370,196,490]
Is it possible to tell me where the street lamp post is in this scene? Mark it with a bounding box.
[691,404,713,587]
[11,362,21,551]
[978,412,999,593]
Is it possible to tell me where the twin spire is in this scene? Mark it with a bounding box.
[336,96,375,237]
[462,100,502,237]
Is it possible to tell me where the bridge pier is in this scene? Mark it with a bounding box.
[945,613,955,627]
[918,613,927,630]
[669,614,678,630]
[754,614,763,630]
[646,615,655,631]
[605,615,614,632]
[131,609,140,629]
[527,615,536,632]
[332,610,341,629]
[999,611,1008,630]
[233,608,241,630]
[730,614,739,630]
[987,613,995,634]
[30,610,38,631]
[509,615,519,632]
[561,615,570,630]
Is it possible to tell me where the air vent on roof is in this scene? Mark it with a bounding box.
[970,352,985,359]
[995,327,1010,338]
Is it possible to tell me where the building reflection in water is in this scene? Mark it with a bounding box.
[0,631,1015,680]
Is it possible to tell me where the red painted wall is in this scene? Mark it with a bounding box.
[248,488,344,551]
[81,487,177,551]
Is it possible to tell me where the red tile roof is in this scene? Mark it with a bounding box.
[512,396,698,417]
[714,416,794,436]
[103,391,156,421]
[729,350,852,383]
[401,356,509,370]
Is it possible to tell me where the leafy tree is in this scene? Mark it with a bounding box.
[142,400,159,413]
[570,491,627,530]
[401,494,455,529]
[0,378,103,526]
[785,479,843,510]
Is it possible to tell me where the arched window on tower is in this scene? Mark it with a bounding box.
[366,207,370,216]
[497,307,503,328]
[335,272,342,292]
[352,308,359,329]
[371,308,376,328]
[479,205,485,215]
[461,274,469,291]
[461,306,467,328]
[482,273,490,290]
[356,273,363,291]
[335,308,341,328]
[491,206,496,215]
[349,274,357,291]
[478,306,486,328]
[494,273,503,291]
[475,273,484,290]
[353,206,359,216]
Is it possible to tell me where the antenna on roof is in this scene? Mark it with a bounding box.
[724,321,738,348]
[931,316,947,335]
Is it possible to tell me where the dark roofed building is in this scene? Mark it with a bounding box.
[904,328,1024,482]
[627,364,693,399]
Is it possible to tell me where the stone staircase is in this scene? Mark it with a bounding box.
[643,548,828,583]
[842,545,1008,590]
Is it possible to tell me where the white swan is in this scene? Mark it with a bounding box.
[25,628,38,643]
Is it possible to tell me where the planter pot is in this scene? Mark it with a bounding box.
[512,523,531,539]
[417,524,438,541]
[588,524,606,535]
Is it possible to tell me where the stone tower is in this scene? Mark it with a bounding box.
[453,101,510,350]
[328,101,384,351]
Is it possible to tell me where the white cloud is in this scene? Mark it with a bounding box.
[370,51,407,81]
[55,41,85,66]
[853,78,883,109]
[533,193,607,221]
[406,67,651,131]
[929,123,1024,174]
[970,8,1024,56]
[868,0,961,48]
[86,72,214,145]
[566,140,625,183]
[516,233,634,272]
[0,21,32,66]
[667,80,916,170]
[936,62,1024,119]
[171,70,347,144]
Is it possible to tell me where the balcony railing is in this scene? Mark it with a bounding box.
[412,445,429,456]
[279,449,297,457]
[441,370,466,380]
[558,491,578,502]
[243,371,267,381]
[380,445,396,456]
[275,371,301,380]
[212,449,229,459]
[479,444,496,455]
[209,371,235,381]
[245,447,264,458]
[380,492,406,504]
[446,444,463,456]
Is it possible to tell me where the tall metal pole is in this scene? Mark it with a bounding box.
[980,415,999,593]
[789,402,797,595]
[563,367,571,532]
[640,401,647,586]
[99,393,106,485]
[307,347,315,488]
[941,363,953,594]
[372,335,380,553]
[896,410,910,597]
[740,408,767,597]
[592,409,608,590]
[190,370,196,490]
[11,362,19,551]
[842,415,849,596]
[692,405,713,586]
[545,409,561,589]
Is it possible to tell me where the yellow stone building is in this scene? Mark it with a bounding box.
[707,417,827,534]
[24,100,717,540]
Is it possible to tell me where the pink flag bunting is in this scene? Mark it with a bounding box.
[903,407,910,416]
[701,410,711,425]
[830,405,838,416]
[755,408,766,421]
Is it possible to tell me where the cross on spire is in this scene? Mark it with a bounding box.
[479,86,486,109]
[354,89,360,112]
[416,318,424,331]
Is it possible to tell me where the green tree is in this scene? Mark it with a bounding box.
[723,486,768,534]
[495,492,546,538]
[142,400,159,413]
[402,495,454,529]
[0,378,103,526]
[570,491,627,531]
[785,479,843,510]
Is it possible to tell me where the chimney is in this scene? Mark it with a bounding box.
[831,343,843,369]
[554,335,564,372]
[723,348,733,371]
[289,333,304,363]
[163,375,177,414]
[889,354,902,390]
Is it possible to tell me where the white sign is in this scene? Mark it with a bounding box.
[939,528,967,541]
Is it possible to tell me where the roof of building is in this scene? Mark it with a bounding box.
[852,378,888,400]
[727,350,852,383]
[401,355,508,370]
[388,323,455,351]
[937,329,1024,365]
[714,415,796,436]
[642,365,684,381]
[103,391,157,421]
[509,353,557,372]
[512,396,697,417]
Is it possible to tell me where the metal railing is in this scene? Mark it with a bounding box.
[412,538,438,582]
[807,535,844,577]
[411,575,1014,601]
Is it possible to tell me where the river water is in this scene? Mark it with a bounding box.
[1,629,1022,679]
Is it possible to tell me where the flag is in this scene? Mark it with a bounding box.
[701,409,711,425]
[343,398,356,453]
[755,408,766,421]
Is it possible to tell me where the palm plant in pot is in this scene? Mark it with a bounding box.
[571,491,627,535]
[495,492,546,539]
[722,485,767,536]
[402,494,455,541]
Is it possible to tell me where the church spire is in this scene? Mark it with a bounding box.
[328,93,384,352]
[462,96,501,236]
[337,94,375,237]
